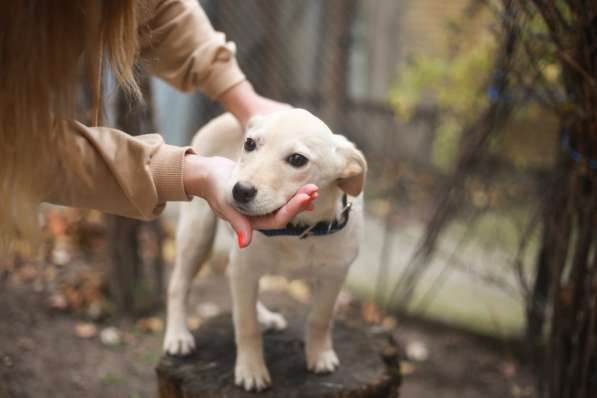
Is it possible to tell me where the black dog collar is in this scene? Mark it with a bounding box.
[258,194,352,239]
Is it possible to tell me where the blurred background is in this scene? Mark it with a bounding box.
[2,1,595,397]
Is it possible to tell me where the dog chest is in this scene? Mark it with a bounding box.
[243,232,357,279]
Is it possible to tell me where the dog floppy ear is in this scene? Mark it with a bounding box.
[334,135,367,197]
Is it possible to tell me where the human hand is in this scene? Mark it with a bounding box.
[183,154,318,248]
[218,81,290,126]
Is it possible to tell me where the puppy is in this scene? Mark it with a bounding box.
[163,109,366,391]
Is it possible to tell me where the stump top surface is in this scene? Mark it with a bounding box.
[156,314,399,398]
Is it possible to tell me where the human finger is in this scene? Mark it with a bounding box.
[252,192,314,230]
[219,205,253,249]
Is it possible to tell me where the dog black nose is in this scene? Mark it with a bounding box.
[232,181,257,204]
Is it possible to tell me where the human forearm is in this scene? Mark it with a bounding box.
[140,0,246,98]
[218,81,290,127]
[44,122,191,220]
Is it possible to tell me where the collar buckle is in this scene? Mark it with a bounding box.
[299,223,318,239]
[301,197,352,239]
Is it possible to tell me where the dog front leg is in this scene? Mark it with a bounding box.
[305,270,348,373]
[230,262,270,391]
[164,201,217,355]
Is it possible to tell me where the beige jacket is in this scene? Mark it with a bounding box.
[46,0,245,219]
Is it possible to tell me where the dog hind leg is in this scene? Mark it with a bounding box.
[257,301,287,332]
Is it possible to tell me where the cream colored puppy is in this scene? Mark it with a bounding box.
[164,109,366,391]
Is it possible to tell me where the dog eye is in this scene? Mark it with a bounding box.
[244,137,256,152]
[286,153,308,168]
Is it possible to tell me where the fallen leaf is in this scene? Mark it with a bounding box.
[288,280,311,303]
[260,276,289,292]
[187,317,202,331]
[362,301,383,324]
[406,340,429,362]
[382,316,398,331]
[51,248,71,266]
[75,322,97,339]
[335,290,353,309]
[48,293,68,311]
[136,317,164,333]
[400,360,416,375]
[100,327,121,346]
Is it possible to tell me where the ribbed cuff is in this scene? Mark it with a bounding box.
[150,144,195,202]
[203,43,247,99]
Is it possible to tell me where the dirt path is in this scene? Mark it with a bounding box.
[0,284,162,398]
[0,274,535,398]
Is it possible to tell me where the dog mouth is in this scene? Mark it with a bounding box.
[233,202,284,217]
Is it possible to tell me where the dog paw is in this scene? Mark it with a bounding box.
[235,353,271,391]
[258,310,287,332]
[307,349,340,374]
[163,327,195,355]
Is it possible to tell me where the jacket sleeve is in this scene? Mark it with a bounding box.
[140,0,246,98]
[44,122,192,220]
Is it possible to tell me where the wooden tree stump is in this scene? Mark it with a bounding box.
[156,314,401,397]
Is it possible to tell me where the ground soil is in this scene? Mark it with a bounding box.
[0,272,536,398]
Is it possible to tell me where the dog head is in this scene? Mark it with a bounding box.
[226,108,367,217]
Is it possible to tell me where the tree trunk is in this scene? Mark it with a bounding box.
[319,0,356,133]
[105,70,165,315]
[538,4,597,396]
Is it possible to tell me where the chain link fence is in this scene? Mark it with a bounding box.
[190,1,407,181]
[150,0,553,337]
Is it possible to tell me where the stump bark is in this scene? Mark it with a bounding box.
[156,314,401,397]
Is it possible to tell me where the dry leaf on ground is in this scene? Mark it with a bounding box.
[136,317,164,333]
[362,301,383,324]
[74,322,97,339]
[288,280,311,303]
[100,327,121,346]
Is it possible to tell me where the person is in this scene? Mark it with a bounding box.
[0,0,318,251]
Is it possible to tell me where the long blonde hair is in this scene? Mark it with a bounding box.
[0,1,140,249]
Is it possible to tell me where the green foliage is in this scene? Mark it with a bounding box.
[389,38,496,171]
[431,118,461,172]
[388,1,563,173]
[389,44,495,120]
